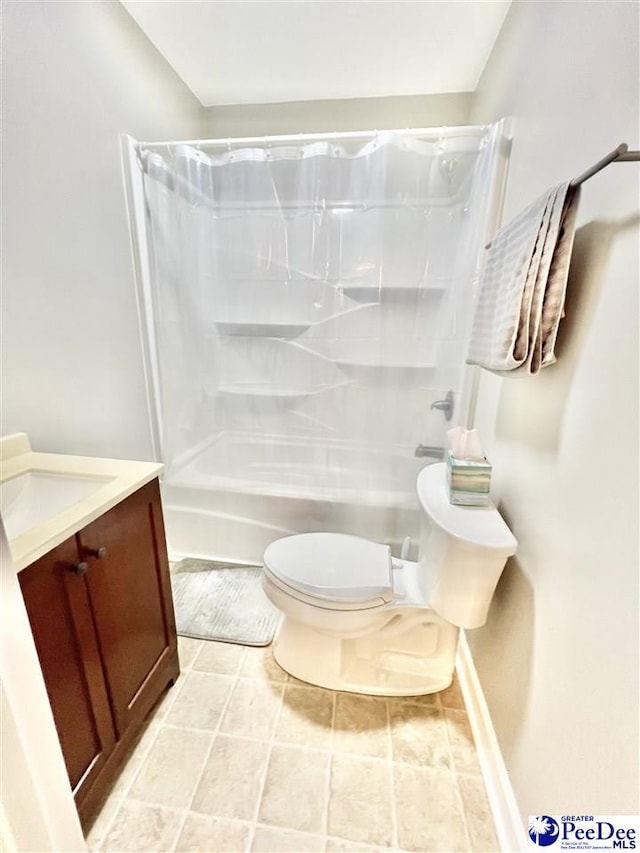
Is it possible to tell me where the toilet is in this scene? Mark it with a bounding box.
[262,463,517,696]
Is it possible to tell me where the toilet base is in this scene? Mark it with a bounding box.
[272,612,459,696]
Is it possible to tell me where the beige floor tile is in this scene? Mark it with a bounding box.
[85,795,123,852]
[150,677,185,723]
[389,700,451,769]
[394,763,468,852]
[241,645,288,682]
[332,693,390,759]
[280,671,313,687]
[165,670,235,730]
[111,721,161,798]
[276,685,334,749]
[178,636,205,670]
[100,800,184,852]
[443,709,482,774]
[328,755,394,848]
[325,839,380,851]
[220,678,284,739]
[251,825,326,852]
[439,675,465,710]
[191,734,270,821]
[258,745,330,834]
[129,726,212,809]
[193,640,246,675]
[175,812,251,852]
[458,774,500,853]
[390,690,439,709]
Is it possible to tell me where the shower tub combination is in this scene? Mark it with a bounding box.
[162,433,426,564]
[123,122,510,563]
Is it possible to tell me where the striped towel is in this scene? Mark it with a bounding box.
[467,183,581,375]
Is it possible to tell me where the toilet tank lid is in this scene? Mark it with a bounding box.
[417,464,517,552]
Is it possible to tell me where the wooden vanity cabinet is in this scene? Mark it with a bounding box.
[18,478,179,827]
[17,536,117,802]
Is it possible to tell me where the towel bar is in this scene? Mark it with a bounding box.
[485,142,639,249]
[570,142,640,187]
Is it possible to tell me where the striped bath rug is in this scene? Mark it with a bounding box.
[170,559,280,646]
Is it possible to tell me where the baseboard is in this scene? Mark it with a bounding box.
[456,631,528,853]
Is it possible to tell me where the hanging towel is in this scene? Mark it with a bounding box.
[467,182,581,375]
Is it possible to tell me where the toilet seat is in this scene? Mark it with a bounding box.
[263,532,394,610]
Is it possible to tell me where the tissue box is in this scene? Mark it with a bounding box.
[445,449,492,506]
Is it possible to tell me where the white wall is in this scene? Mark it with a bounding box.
[1,0,202,460]
[468,0,639,821]
[200,92,473,138]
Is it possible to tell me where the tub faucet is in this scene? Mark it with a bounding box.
[414,444,445,459]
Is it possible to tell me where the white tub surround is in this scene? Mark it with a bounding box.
[124,122,511,562]
[0,433,163,571]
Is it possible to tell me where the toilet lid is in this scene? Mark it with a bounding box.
[263,532,394,606]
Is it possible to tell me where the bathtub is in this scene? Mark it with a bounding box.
[161,433,430,563]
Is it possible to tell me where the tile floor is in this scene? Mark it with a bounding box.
[86,637,499,853]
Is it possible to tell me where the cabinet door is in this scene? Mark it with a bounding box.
[78,479,178,737]
[18,537,116,797]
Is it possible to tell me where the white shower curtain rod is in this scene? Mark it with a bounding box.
[138,124,489,151]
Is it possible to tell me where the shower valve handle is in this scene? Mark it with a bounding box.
[430,390,454,421]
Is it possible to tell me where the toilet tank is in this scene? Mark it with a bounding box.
[416,464,517,629]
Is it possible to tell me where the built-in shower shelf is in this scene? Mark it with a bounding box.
[218,380,351,404]
[214,302,369,339]
[215,321,312,339]
[333,357,437,380]
[340,285,446,303]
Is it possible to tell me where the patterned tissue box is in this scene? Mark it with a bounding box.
[445,449,492,506]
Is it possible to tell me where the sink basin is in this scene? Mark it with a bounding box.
[1,471,113,541]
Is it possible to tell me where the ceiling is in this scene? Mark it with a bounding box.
[120,1,511,108]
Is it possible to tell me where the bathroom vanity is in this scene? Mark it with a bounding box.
[1,434,179,828]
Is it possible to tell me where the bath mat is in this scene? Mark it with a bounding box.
[170,559,280,646]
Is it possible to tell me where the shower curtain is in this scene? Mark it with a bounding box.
[128,123,506,559]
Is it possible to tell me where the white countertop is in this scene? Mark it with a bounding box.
[1,433,163,571]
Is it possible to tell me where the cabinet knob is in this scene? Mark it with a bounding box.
[73,561,89,576]
[87,546,108,560]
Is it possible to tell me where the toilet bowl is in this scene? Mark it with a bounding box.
[262,463,517,696]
